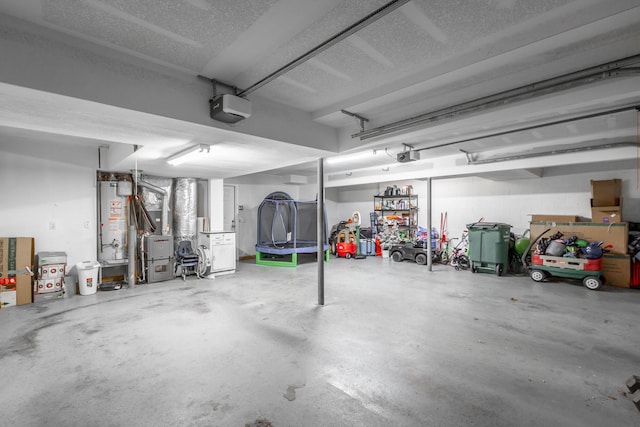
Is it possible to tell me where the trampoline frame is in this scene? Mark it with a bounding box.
[255,192,330,267]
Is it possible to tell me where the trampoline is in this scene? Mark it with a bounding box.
[255,191,330,266]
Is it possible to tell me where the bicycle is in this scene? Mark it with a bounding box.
[441,232,470,270]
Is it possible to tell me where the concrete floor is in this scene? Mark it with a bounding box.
[2,256,640,426]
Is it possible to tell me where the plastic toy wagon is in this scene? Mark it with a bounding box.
[528,253,604,290]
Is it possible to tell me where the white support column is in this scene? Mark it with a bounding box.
[318,158,325,306]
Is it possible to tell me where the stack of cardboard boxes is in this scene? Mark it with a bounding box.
[590,179,631,288]
[530,179,633,288]
[591,179,623,223]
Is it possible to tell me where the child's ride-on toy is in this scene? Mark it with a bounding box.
[390,242,430,265]
[523,228,605,291]
[529,253,604,290]
[336,241,358,259]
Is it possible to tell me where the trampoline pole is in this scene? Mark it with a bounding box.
[317,158,325,306]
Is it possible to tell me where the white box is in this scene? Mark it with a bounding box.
[38,263,66,279]
[35,278,63,294]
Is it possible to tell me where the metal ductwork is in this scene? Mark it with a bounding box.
[173,177,198,248]
[132,171,171,236]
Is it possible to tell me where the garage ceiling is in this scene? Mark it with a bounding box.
[0,0,639,184]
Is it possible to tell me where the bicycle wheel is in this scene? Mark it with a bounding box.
[457,255,470,270]
[440,251,449,265]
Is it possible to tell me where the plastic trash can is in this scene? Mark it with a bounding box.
[77,261,100,295]
[467,222,511,276]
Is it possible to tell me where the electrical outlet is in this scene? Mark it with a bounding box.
[83,220,90,229]
[49,221,56,230]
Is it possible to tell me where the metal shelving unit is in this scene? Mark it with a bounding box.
[373,194,418,239]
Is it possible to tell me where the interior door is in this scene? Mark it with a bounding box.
[223,185,236,232]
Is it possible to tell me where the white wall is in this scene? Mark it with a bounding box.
[0,145,335,265]
[332,165,640,241]
[0,142,98,273]
[3,136,634,265]
[0,139,304,266]
[431,165,639,239]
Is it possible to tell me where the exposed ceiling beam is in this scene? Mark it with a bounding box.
[354,56,640,141]
[416,104,640,154]
[237,0,410,96]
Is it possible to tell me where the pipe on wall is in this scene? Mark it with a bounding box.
[128,224,136,286]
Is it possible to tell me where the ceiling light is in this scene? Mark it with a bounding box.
[166,144,210,166]
[326,149,379,165]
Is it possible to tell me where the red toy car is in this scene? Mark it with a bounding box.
[336,241,358,258]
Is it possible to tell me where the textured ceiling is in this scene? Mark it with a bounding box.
[0,0,639,182]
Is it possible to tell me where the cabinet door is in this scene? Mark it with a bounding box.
[211,244,236,272]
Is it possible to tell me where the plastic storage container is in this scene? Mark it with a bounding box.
[467,222,511,276]
[77,261,100,295]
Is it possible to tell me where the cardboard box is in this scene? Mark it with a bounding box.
[530,222,628,255]
[591,179,622,207]
[530,215,580,223]
[0,237,35,305]
[602,254,631,288]
[591,203,623,224]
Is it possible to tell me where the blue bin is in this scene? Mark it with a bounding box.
[360,239,376,256]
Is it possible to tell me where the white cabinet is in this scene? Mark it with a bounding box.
[210,232,236,273]
[198,232,236,275]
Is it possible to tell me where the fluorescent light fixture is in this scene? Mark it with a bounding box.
[326,149,379,165]
[166,144,210,165]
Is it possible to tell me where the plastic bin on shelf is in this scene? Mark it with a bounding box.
[77,261,100,295]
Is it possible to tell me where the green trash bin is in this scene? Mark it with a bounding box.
[466,222,511,276]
